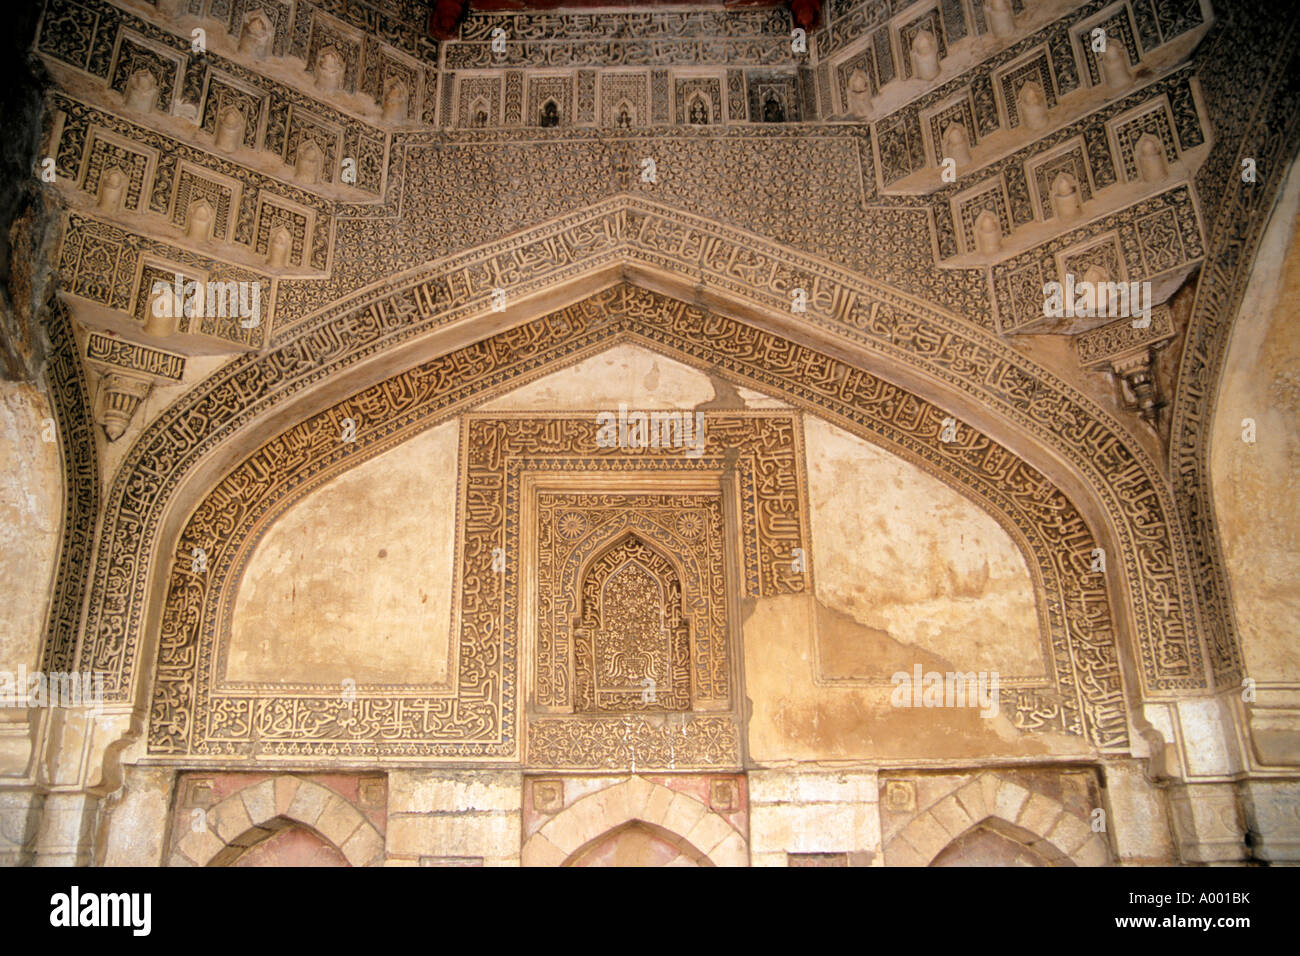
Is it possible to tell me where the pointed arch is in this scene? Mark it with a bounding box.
[143,289,1123,758]
[566,819,711,866]
[614,98,635,128]
[577,526,689,594]
[468,97,490,128]
[521,776,746,866]
[883,771,1111,866]
[573,531,692,713]
[169,776,385,867]
[67,199,1202,777]
[686,93,710,125]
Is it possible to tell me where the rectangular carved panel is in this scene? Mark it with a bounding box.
[536,491,729,713]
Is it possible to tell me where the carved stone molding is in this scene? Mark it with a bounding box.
[1170,1,1300,687]
[84,329,186,382]
[880,768,1111,866]
[39,304,100,675]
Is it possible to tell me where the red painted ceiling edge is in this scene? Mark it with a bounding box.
[470,2,783,9]
[429,1,818,40]
[427,0,469,40]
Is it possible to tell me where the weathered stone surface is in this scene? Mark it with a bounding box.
[0,383,61,676]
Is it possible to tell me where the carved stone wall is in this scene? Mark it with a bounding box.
[79,211,1189,720]
[6,0,1300,866]
[144,285,1129,764]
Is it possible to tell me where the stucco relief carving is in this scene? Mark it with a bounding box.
[536,493,730,715]
[143,284,1132,761]
[1171,2,1300,686]
[30,0,1277,758]
[56,192,1192,748]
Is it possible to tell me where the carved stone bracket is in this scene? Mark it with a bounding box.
[1075,307,1176,429]
[1111,350,1162,428]
[92,371,151,441]
[83,329,186,441]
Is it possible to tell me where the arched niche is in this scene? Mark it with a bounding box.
[225,820,350,867]
[574,532,692,713]
[882,772,1110,866]
[930,820,1060,867]
[1209,158,1300,765]
[68,202,1197,780]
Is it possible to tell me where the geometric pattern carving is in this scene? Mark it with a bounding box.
[996,261,1047,332]
[727,69,747,121]
[877,110,926,185]
[927,95,979,165]
[25,0,1285,796]
[50,87,341,277]
[171,167,235,240]
[1075,306,1176,368]
[254,198,309,266]
[230,1,294,58]
[529,75,573,127]
[507,70,527,126]
[1078,8,1142,88]
[1134,206,1188,275]
[836,47,876,110]
[1060,235,1126,287]
[1113,102,1180,182]
[284,107,341,183]
[675,77,722,125]
[58,211,272,348]
[1030,143,1094,220]
[651,70,671,124]
[899,8,946,80]
[940,0,969,44]
[745,71,800,123]
[199,76,264,150]
[81,130,153,212]
[306,17,362,94]
[39,306,100,675]
[994,185,1204,329]
[600,73,648,128]
[39,0,390,203]
[108,33,180,112]
[457,75,502,128]
[956,180,1013,253]
[132,261,202,327]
